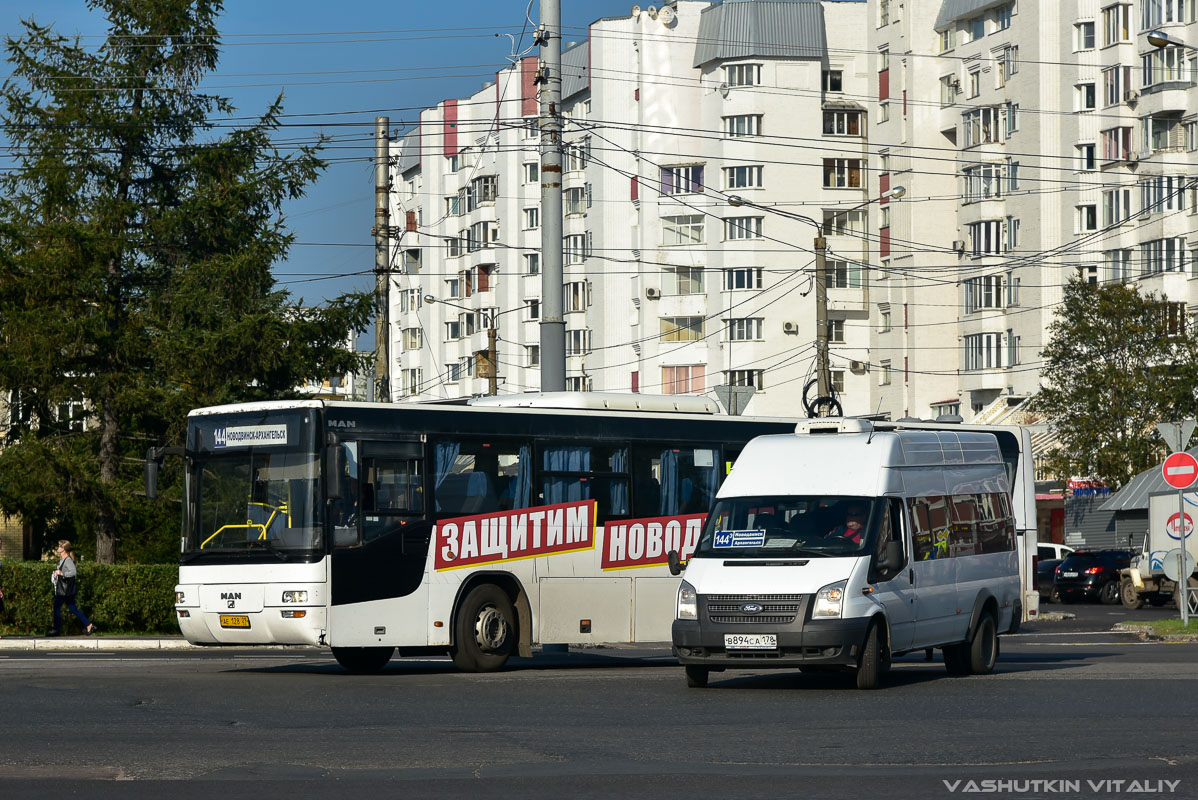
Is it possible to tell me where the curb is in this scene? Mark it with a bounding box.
[0,637,319,651]
[1111,622,1198,642]
[1030,611,1076,622]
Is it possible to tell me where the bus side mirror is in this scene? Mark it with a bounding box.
[145,448,159,500]
[667,549,684,576]
[326,446,346,500]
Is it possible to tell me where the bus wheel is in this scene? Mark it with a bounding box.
[684,665,709,688]
[968,614,998,675]
[331,646,395,674]
[855,621,886,690]
[452,584,516,672]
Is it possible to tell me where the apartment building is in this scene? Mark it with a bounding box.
[389,0,875,416]
[869,0,1198,419]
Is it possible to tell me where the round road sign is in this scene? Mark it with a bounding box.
[1163,548,1196,582]
[1163,452,1198,490]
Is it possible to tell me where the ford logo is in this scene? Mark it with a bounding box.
[740,603,763,614]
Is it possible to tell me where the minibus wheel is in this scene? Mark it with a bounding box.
[968,614,998,675]
[331,646,395,674]
[451,584,517,672]
[855,622,886,690]
[684,665,710,688]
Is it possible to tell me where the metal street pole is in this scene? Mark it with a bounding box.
[814,231,831,407]
[538,0,566,391]
[487,317,498,396]
[373,116,391,402]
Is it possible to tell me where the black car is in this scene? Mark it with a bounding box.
[1054,550,1134,605]
[1037,558,1064,603]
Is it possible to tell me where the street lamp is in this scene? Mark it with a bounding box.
[1146,29,1198,50]
[424,295,523,396]
[726,185,906,416]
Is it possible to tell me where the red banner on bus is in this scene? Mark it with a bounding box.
[602,513,706,570]
[434,500,596,571]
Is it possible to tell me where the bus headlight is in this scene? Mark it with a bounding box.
[812,580,847,618]
[282,590,308,603]
[175,591,186,604]
[677,580,698,620]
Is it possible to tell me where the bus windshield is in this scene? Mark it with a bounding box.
[694,495,880,559]
[187,449,323,554]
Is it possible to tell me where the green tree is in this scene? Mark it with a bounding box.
[0,1,370,562]
[1033,278,1198,490]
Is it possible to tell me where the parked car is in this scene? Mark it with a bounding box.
[1038,543,1075,561]
[1054,550,1134,605]
[1037,558,1064,603]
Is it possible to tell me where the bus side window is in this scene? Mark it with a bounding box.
[540,445,630,519]
[433,440,532,515]
[631,446,719,517]
[362,457,424,543]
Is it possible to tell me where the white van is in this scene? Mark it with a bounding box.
[669,418,1022,690]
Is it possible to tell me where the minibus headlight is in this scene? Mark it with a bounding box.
[677,580,698,620]
[282,590,308,603]
[812,580,847,618]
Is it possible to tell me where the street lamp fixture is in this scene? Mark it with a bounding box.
[1146,29,1196,50]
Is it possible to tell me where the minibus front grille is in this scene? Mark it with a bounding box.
[705,595,801,624]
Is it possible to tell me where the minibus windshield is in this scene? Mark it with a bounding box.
[693,495,880,558]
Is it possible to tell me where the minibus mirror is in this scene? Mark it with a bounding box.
[144,448,159,500]
[326,446,346,500]
[879,540,904,571]
[667,549,684,576]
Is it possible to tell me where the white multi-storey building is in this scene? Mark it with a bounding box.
[390,0,876,417]
[869,0,1198,419]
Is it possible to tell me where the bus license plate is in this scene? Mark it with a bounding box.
[220,615,250,629]
[725,633,777,650]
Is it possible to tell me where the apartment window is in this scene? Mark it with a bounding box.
[964,275,1007,314]
[445,319,461,340]
[1102,65,1132,106]
[823,158,863,188]
[1188,121,1198,151]
[967,69,981,98]
[565,281,590,312]
[1005,270,1021,306]
[662,215,704,246]
[724,165,763,189]
[1100,126,1133,161]
[1140,237,1188,275]
[445,195,462,217]
[523,207,540,229]
[1143,0,1190,29]
[1144,115,1183,153]
[725,318,764,341]
[724,216,763,240]
[826,259,864,289]
[1077,204,1098,232]
[879,102,890,123]
[1105,248,1133,282]
[880,308,892,333]
[661,165,704,195]
[962,163,1002,203]
[401,368,423,397]
[827,319,845,343]
[969,15,985,40]
[940,74,959,106]
[661,316,704,342]
[401,329,422,353]
[1077,143,1097,171]
[565,138,590,171]
[565,186,588,216]
[823,110,864,136]
[724,114,763,137]
[723,63,761,87]
[565,376,592,392]
[1006,329,1022,366]
[523,162,539,184]
[565,233,589,264]
[964,333,1003,371]
[1143,47,1191,88]
[998,46,1019,85]
[445,362,461,383]
[1102,4,1131,45]
[525,253,540,274]
[525,345,540,368]
[1006,159,1020,191]
[467,175,498,210]
[1076,83,1096,111]
[525,299,540,320]
[398,289,421,313]
[445,236,463,259]
[878,360,892,386]
[663,266,704,296]
[1005,217,1020,252]
[459,356,474,379]
[1139,174,1188,214]
[823,208,866,235]
[725,369,764,389]
[822,69,843,92]
[1075,20,1095,50]
[1081,264,1100,285]
[879,0,890,26]
[996,2,1013,29]
[565,329,592,356]
[1103,188,1134,225]
[662,365,705,395]
[968,220,1003,256]
[445,277,462,299]
[962,106,1001,147]
[723,267,763,290]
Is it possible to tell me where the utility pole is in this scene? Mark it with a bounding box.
[373,115,391,402]
[538,0,566,391]
[486,316,499,396]
[813,230,831,411]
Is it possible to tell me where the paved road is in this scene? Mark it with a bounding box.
[1,608,1196,799]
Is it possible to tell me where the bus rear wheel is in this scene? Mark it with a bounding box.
[452,584,516,673]
[332,646,395,674]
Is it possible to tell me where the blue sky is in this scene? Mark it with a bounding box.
[6,1,637,308]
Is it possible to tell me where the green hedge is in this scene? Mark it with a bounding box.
[0,561,179,635]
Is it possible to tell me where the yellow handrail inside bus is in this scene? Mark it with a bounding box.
[200,502,289,549]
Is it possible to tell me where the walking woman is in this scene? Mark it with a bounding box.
[47,540,95,636]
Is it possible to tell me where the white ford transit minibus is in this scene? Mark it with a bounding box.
[670,418,1021,690]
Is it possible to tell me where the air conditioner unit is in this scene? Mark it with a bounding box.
[849,360,868,374]
[783,321,799,334]
[952,239,966,253]
[1126,151,1140,163]
[645,287,661,299]
[1125,89,1140,103]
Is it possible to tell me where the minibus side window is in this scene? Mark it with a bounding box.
[872,498,908,581]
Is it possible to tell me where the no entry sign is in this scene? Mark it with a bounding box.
[1163,452,1198,490]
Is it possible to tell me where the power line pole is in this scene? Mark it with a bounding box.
[538,0,565,392]
[814,230,831,412]
[373,115,391,402]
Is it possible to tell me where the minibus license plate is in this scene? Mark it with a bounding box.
[725,633,776,650]
[1062,571,1078,578]
[220,615,250,629]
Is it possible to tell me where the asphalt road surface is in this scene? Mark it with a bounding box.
[1,605,1195,799]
